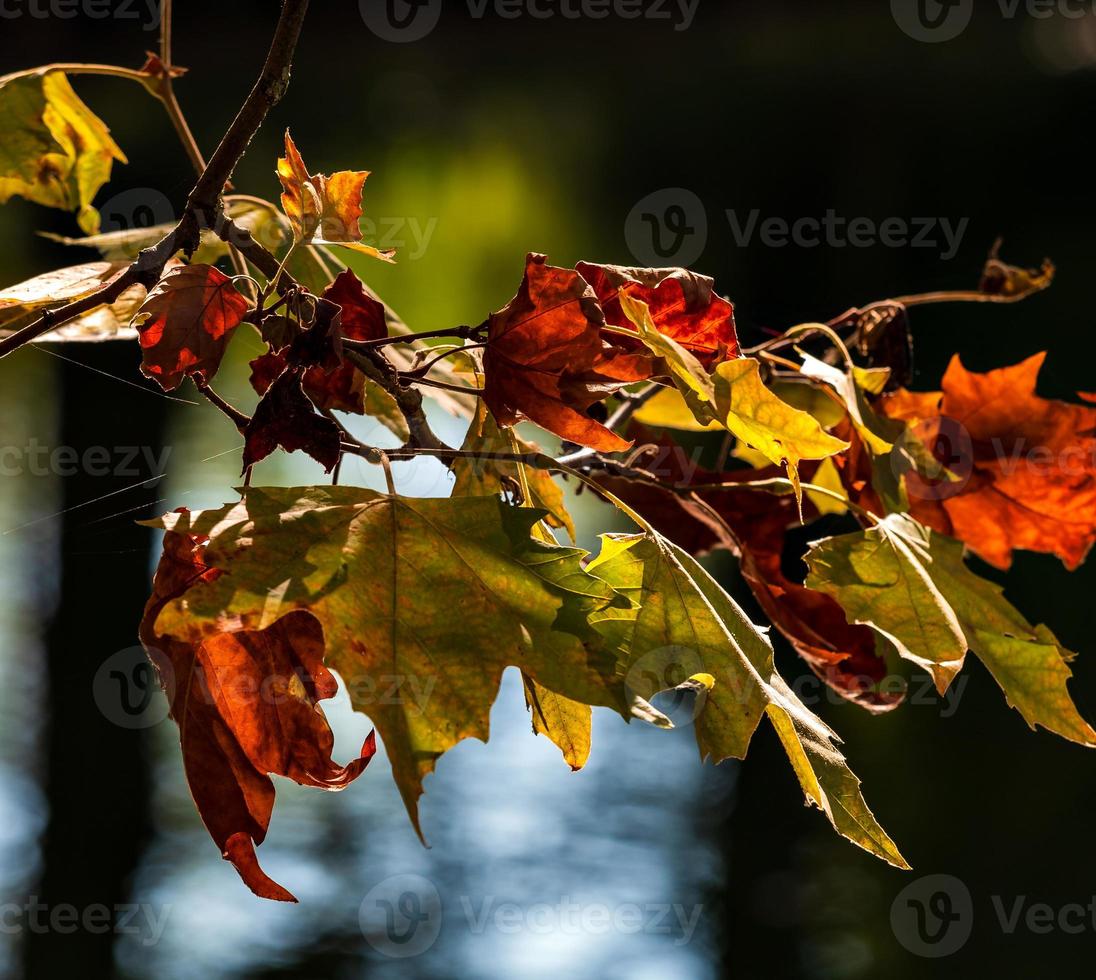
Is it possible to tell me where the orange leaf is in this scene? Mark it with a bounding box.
[135,264,250,390]
[277,131,393,260]
[483,253,651,452]
[881,352,1096,570]
[139,528,375,902]
[577,261,739,368]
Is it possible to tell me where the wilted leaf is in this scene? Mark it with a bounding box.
[484,253,651,452]
[881,353,1096,570]
[135,264,251,390]
[139,529,375,902]
[0,260,127,333]
[523,674,592,771]
[277,131,394,261]
[243,367,342,472]
[0,69,127,233]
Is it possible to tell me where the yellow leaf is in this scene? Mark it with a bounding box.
[0,70,126,234]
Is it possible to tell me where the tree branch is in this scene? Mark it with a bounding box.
[0,0,312,363]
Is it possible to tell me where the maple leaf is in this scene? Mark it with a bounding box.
[594,431,903,712]
[139,528,375,902]
[483,253,652,452]
[807,514,1096,746]
[243,367,343,472]
[880,353,1096,570]
[134,264,251,391]
[586,525,907,867]
[146,489,653,839]
[0,69,126,234]
[576,261,739,368]
[277,131,394,262]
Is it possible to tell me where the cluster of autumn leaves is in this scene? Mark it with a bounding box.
[5,67,1096,904]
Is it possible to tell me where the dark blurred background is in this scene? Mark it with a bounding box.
[2,1,1095,977]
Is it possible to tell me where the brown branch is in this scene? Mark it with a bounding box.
[194,378,251,431]
[185,0,311,218]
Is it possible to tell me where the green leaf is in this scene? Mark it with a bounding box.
[806,514,967,693]
[148,489,641,836]
[807,516,1096,745]
[586,530,908,868]
[0,70,126,234]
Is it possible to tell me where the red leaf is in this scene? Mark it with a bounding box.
[135,264,250,390]
[140,529,375,902]
[243,367,343,472]
[484,253,651,452]
[251,269,387,415]
[576,261,739,368]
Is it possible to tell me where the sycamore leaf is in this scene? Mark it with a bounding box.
[806,513,967,694]
[483,253,651,452]
[807,516,1096,745]
[139,530,375,902]
[134,264,251,390]
[243,367,342,473]
[576,261,739,368]
[595,437,903,712]
[451,400,576,541]
[0,70,126,234]
[881,353,1096,570]
[586,529,907,868]
[799,352,894,456]
[146,490,652,840]
[277,131,394,261]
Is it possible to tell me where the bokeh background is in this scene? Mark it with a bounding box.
[2,1,1096,977]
